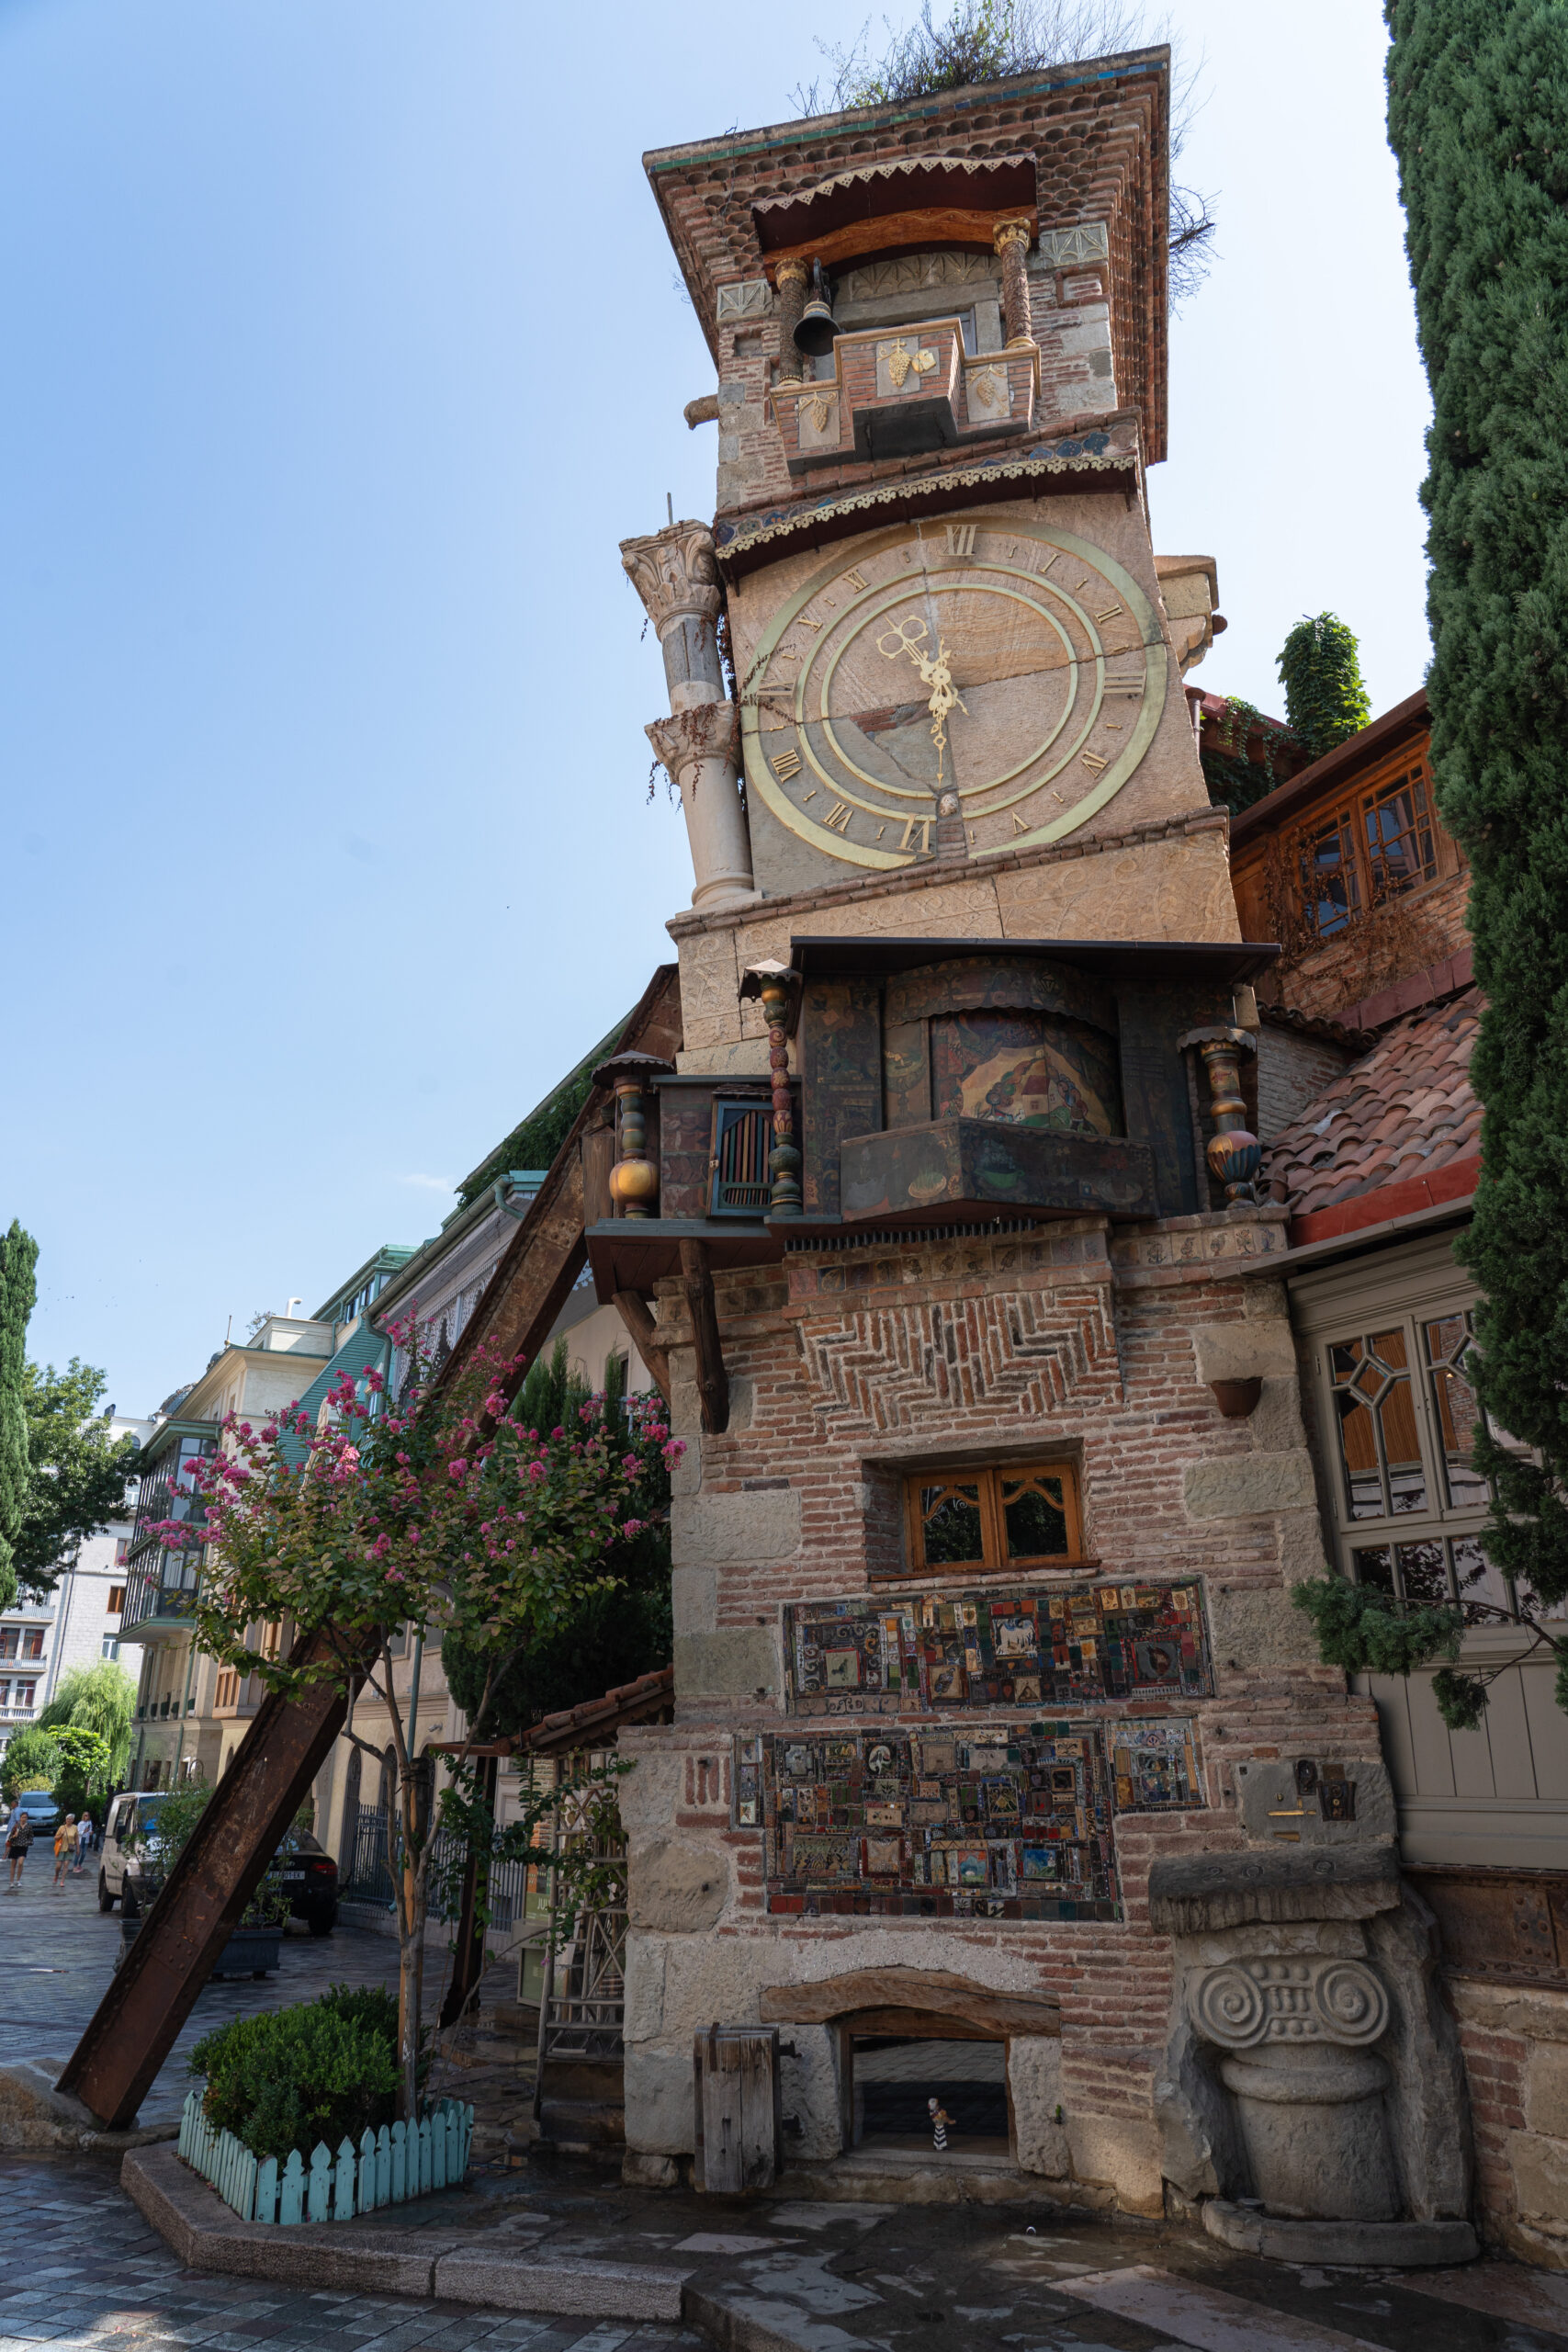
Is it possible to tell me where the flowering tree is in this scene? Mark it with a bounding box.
[165,1323,681,2121]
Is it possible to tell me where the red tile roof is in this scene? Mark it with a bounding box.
[524,1666,675,1757]
[1267,987,1481,1222]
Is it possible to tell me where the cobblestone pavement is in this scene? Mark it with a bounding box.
[0,2154,704,2352]
[0,1854,419,2128]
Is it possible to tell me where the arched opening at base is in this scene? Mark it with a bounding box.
[850,2029,1009,2154]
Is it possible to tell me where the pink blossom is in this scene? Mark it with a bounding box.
[260,1425,278,1443]
[448,1458,468,1480]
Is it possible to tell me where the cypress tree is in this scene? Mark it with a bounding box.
[1276,613,1371,759]
[0,1223,39,1613]
[1377,3,1568,1710]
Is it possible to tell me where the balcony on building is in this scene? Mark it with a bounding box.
[120,1417,218,1640]
[583,935,1280,1306]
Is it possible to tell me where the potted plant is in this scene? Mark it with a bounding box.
[120,1781,290,1979]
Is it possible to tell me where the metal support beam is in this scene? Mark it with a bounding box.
[57,1630,362,2130]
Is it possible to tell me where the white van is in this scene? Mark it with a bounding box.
[97,1791,169,1910]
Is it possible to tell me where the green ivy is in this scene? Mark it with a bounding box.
[1276,613,1371,759]
[1201,696,1292,817]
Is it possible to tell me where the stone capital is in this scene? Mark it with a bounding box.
[993,215,1033,254]
[645,702,740,780]
[1190,1955,1389,2052]
[620,519,721,637]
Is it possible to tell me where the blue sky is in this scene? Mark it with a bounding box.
[1,0,1428,1418]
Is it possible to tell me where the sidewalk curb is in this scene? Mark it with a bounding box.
[121,2143,692,2320]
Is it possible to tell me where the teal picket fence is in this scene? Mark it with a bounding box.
[177,2086,474,2223]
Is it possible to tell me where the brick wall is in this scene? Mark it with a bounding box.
[1256,1022,1359,1143]
[621,1209,1386,2210]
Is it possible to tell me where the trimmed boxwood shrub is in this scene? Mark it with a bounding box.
[189,1984,400,2162]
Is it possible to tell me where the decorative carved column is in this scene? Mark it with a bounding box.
[646,705,755,912]
[1190,1956,1398,2222]
[1148,1845,1476,2266]
[596,1050,673,1221]
[773,258,809,385]
[993,217,1035,349]
[740,958,803,1217]
[621,520,757,911]
[1198,1030,1261,1204]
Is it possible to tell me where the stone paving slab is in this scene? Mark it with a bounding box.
[11,2137,1568,2352]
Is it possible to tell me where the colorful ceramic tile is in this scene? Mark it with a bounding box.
[784,1578,1212,1715]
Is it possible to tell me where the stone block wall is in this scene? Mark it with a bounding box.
[620,1208,1393,2215]
[1449,1980,1568,2268]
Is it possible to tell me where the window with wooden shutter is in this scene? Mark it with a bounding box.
[709,1100,773,1217]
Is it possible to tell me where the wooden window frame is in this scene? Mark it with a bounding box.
[1285,745,1461,946]
[901,1459,1086,1578]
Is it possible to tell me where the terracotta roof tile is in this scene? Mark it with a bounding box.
[1268,987,1481,1220]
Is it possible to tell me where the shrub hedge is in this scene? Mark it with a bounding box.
[189,1984,400,2162]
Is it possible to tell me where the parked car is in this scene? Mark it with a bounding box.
[98,1791,338,1934]
[12,1791,60,1838]
[276,1832,339,1936]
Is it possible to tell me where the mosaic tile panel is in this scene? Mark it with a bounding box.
[739,1723,1120,1920]
[783,1578,1212,1715]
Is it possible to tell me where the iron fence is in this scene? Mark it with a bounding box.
[340,1803,536,1932]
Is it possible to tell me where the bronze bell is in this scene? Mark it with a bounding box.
[794,263,839,357]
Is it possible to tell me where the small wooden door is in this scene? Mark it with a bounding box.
[694,2025,781,2191]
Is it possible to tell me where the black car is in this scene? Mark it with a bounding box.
[277,1831,338,1935]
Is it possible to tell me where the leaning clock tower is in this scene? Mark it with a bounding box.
[601,46,1465,2253]
[623,47,1230,965]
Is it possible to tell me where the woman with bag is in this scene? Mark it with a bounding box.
[52,1814,76,1893]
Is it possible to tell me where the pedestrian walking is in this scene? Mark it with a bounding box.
[6,1800,34,1891]
[72,1813,92,1874]
[51,1815,76,1892]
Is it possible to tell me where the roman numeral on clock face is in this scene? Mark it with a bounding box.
[772,749,802,781]
[1080,751,1109,776]
[842,568,868,592]
[1095,603,1123,624]
[823,802,852,833]
[944,524,976,556]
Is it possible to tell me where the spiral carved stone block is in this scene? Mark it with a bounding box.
[1314,1959,1389,2046]
[1190,1957,1388,2052]
[1190,1962,1269,2050]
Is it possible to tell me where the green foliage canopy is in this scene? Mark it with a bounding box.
[1276,613,1372,761]
[0,1223,39,1612]
[17,1361,141,1598]
[38,1658,138,1785]
[441,1345,673,1739]
[1,1724,60,1800]
[1385,0,1568,1664]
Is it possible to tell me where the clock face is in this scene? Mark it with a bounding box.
[739,517,1167,871]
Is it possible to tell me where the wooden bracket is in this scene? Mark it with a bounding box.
[612,1289,671,1408]
[679,1238,729,1435]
